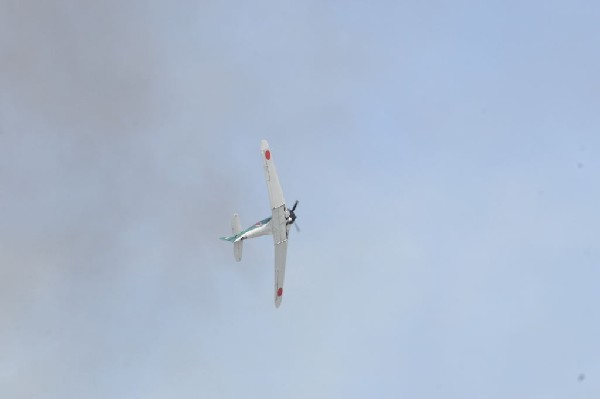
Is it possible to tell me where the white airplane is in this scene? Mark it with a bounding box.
[220,139,299,308]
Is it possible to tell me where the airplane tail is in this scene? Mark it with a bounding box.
[231,213,243,262]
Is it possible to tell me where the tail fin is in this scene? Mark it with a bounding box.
[231,213,243,262]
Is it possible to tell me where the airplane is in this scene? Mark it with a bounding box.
[220,139,299,308]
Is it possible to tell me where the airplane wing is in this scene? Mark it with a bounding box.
[271,204,288,307]
[274,239,287,308]
[261,139,285,209]
[261,140,289,307]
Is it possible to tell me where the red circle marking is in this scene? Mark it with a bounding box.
[265,150,271,160]
[277,287,283,297]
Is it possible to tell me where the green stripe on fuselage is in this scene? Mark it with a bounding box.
[219,216,272,242]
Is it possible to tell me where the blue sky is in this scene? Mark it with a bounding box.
[1,1,599,398]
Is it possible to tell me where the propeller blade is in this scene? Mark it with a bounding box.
[294,222,300,232]
[291,200,299,211]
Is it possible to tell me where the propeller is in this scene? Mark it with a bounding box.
[288,200,299,231]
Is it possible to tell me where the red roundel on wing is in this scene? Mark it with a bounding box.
[277,287,283,297]
[265,150,271,160]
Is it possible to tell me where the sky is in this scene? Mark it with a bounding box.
[1,1,599,398]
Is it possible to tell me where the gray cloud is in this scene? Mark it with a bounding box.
[1,4,254,395]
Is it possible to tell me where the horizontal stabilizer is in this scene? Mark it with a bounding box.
[232,213,242,235]
[232,213,243,262]
[234,241,243,262]
[219,213,243,243]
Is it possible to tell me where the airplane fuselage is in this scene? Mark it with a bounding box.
[237,217,273,241]
[235,209,292,242]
